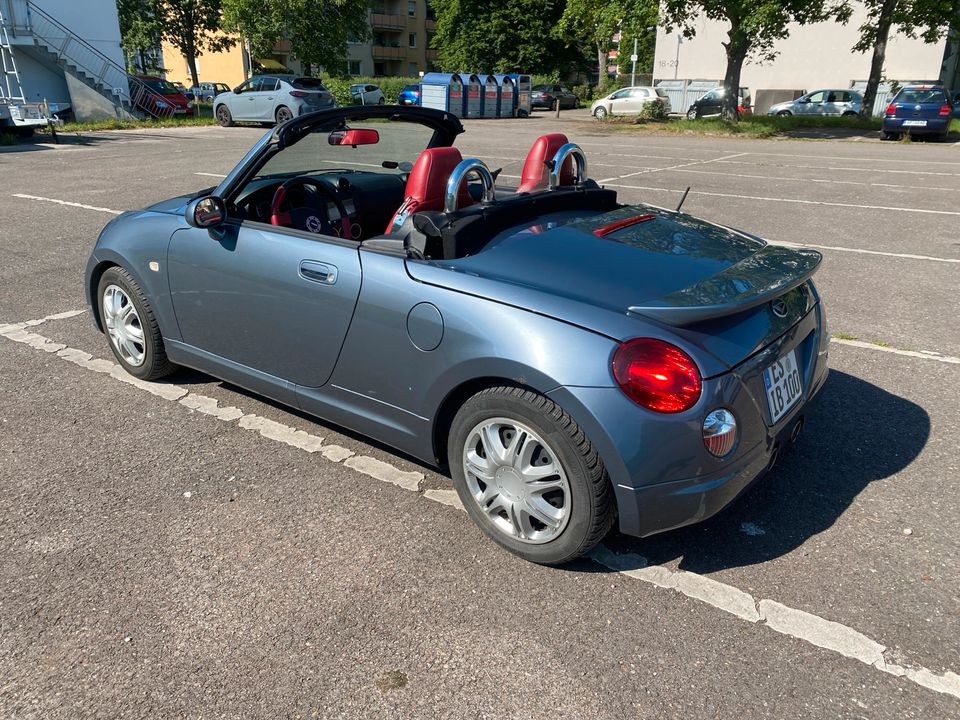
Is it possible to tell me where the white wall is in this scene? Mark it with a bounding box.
[30,0,126,69]
[12,49,68,103]
[654,5,947,91]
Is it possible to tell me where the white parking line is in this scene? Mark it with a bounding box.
[606,183,960,217]
[717,159,960,178]
[666,166,960,193]
[2,310,959,702]
[194,171,228,178]
[12,193,122,215]
[597,152,749,183]
[831,338,960,363]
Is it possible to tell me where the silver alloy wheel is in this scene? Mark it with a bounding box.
[594,106,607,119]
[276,106,293,123]
[102,284,145,367]
[462,417,571,544]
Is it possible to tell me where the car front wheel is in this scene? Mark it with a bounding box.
[777,110,792,116]
[97,267,176,381]
[593,106,607,120]
[448,386,615,565]
[686,108,698,120]
[216,104,233,127]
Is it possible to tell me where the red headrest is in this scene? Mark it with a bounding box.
[386,146,473,233]
[516,133,576,194]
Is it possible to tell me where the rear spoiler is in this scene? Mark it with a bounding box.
[628,245,822,326]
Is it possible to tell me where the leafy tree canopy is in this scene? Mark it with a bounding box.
[430,0,576,75]
[221,0,370,76]
[558,0,658,82]
[155,0,235,86]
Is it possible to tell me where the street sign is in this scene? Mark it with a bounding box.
[630,54,638,62]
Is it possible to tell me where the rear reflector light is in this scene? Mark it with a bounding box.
[612,338,701,413]
[737,104,743,113]
[289,90,308,97]
[940,103,951,116]
[702,409,738,457]
[885,103,896,115]
[593,213,655,237]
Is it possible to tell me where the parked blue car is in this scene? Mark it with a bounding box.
[398,83,420,106]
[84,105,829,565]
[882,85,953,141]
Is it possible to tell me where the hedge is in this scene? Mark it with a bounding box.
[321,76,420,106]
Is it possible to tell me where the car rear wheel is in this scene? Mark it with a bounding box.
[841,111,857,117]
[593,106,607,120]
[97,267,176,381]
[275,106,293,124]
[881,131,901,141]
[378,97,385,105]
[448,386,615,565]
[216,104,233,127]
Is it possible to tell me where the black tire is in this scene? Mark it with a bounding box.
[97,266,176,381]
[593,106,607,120]
[841,111,857,117]
[880,131,900,141]
[448,386,615,565]
[776,110,792,116]
[686,108,698,120]
[275,105,293,124]
[215,104,233,127]
[378,97,385,105]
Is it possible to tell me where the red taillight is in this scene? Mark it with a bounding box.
[737,104,743,113]
[885,103,896,116]
[289,90,308,98]
[612,338,702,413]
[939,103,951,116]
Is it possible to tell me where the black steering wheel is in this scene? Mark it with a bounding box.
[270,176,351,238]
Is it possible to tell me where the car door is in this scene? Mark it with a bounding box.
[798,91,825,115]
[822,90,842,115]
[230,78,261,120]
[167,221,362,389]
[607,88,631,114]
[698,89,722,117]
[254,77,280,120]
[628,88,650,113]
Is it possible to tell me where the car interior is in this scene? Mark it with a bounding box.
[227,113,620,262]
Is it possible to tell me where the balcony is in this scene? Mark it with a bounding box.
[425,48,438,61]
[371,13,405,30]
[425,18,436,31]
[372,45,406,60]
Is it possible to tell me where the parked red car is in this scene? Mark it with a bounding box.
[133,77,194,117]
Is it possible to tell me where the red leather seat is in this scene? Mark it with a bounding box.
[516,133,576,194]
[385,146,473,233]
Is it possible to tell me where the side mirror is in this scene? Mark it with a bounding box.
[234,86,243,94]
[186,196,226,228]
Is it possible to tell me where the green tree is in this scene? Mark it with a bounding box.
[559,0,657,84]
[660,0,851,120]
[117,0,163,72]
[430,0,571,74]
[157,0,234,87]
[221,0,369,76]
[854,0,960,118]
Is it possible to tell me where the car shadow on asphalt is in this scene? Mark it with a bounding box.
[596,369,930,573]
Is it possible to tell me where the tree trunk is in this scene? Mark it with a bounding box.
[186,50,199,87]
[860,0,898,118]
[597,40,606,85]
[721,23,749,121]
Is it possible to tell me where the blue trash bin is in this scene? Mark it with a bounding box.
[507,74,532,117]
[493,74,516,117]
[420,72,465,116]
[461,73,483,118]
[481,75,498,118]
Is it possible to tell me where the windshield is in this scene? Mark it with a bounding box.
[254,117,438,181]
[292,77,327,91]
[895,88,947,104]
[145,80,180,95]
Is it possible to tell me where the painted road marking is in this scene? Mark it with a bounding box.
[830,338,960,364]
[606,182,960,219]
[12,193,123,215]
[665,166,960,194]
[194,171,228,178]
[2,311,959,703]
[716,159,960,178]
[597,152,749,184]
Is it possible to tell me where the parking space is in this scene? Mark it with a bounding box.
[1,119,958,718]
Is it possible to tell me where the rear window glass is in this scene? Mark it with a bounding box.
[656,88,668,97]
[895,88,947,104]
[403,84,418,91]
[293,78,327,91]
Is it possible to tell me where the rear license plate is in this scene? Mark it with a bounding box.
[763,348,803,424]
[173,109,186,114]
[903,120,927,127]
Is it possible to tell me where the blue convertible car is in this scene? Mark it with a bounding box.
[85,105,829,564]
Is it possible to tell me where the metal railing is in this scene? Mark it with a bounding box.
[24,1,174,118]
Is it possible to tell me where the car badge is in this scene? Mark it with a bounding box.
[305,215,323,233]
[771,298,788,318]
[915,104,921,110]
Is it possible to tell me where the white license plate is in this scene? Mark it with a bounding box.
[173,109,186,114]
[763,349,803,424]
[903,120,927,127]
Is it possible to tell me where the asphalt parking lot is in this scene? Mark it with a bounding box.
[1,116,958,719]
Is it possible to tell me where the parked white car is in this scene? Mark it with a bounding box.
[215,76,336,126]
[767,89,863,117]
[350,83,386,105]
[591,87,671,119]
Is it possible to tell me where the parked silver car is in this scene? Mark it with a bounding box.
[215,76,336,126]
[350,83,386,105]
[591,87,671,119]
[767,89,863,117]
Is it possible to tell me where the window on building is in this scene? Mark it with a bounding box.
[408,1,416,16]
[374,62,386,76]
[408,33,417,48]
[409,62,418,76]
[348,60,361,75]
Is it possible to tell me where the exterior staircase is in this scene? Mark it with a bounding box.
[11,1,173,119]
